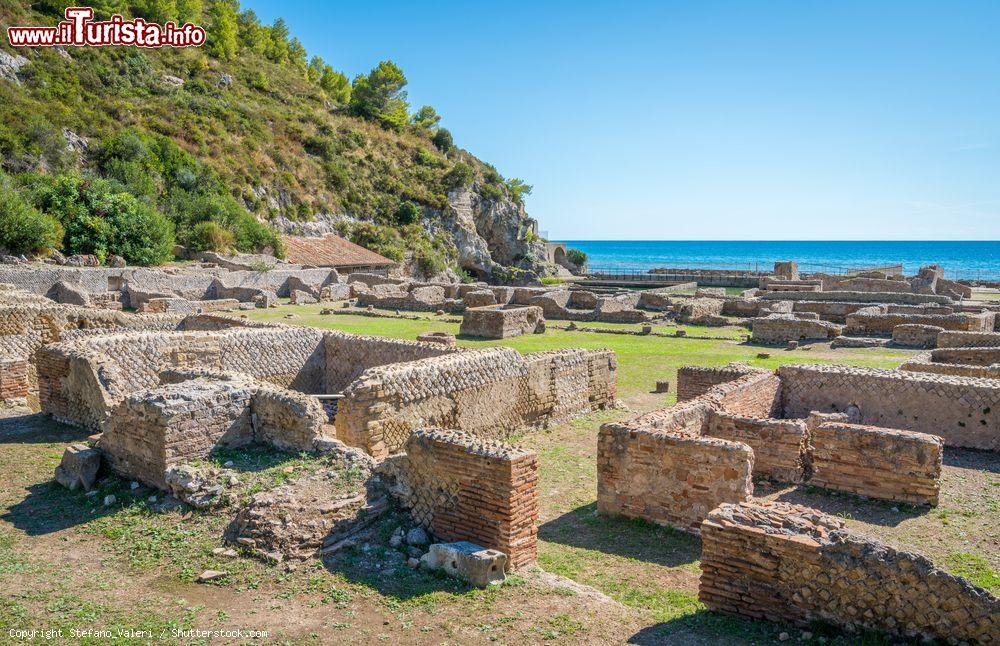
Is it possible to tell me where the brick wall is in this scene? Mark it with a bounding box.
[936,330,1000,348]
[99,379,255,488]
[336,347,616,458]
[700,501,999,643]
[0,354,30,405]
[385,429,538,570]
[706,412,807,482]
[459,305,544,339]
[597,401,754,533]
[759,290,953,306]
[676,364,765,402]
[779,364,1000,450]
[809,422,942,505]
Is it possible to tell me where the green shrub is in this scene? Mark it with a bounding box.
[566,248,587,266]
[480,183,503,201]
[0,176,63,255]
[444,162,473,189]
[395,200,421,225]
[24,173,175,265]
[189,220,235,252]
[432,127,453,152]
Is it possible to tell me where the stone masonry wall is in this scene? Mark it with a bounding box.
[38,326,327,430]
[845,308,992,336]
[597,399,754,533]
[336,347,616,458]
[386,429,538,570]
[751,315,842,344]
[779,364,1000,450]
[809,422,942,505]
[676,364,766,402]
[705,412,807,482]
[936,330,1000,348]
[459,305,544,339]
[0,354,30,405]
[323,331,454,394]
[699,501,999,644]
[99,379,255,488]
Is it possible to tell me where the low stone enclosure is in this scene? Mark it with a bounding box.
[39,318,617,464]
[600,364,999,642]
[459,304,545,339]
[700,502,998,644]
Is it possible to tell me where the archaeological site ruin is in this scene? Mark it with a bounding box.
[1,253,996,642]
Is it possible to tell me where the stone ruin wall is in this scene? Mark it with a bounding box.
[779,364,1000,451]
[845,308,992,336]
[0,303,183,408]
[751,315,842,344]
[759,290,953,306]
[100,379,256,488]
[808,421,942,506]
[336,347,617,459]
[705,412,807,483]
[676,364,767,402]
[458,305,544,339]
[598,367,949,532]
[0,354,30,405]
[699,501,999,644]
[38,325,328,430]
[99,375,330,488]
[890,323,943,348]
[382,429,539,570]
[597,399,755,533]
[937,330,1000,348]
[323,332,455,394]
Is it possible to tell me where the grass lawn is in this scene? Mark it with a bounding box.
[0,302,994,645]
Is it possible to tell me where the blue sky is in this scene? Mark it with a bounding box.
[245,0,1000,240]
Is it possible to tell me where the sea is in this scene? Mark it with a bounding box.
[554,240,1000,281]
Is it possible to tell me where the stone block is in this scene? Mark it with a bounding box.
[54,443,101,491]
[420,541,507,587]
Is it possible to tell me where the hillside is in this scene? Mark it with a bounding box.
[0,0,552,281]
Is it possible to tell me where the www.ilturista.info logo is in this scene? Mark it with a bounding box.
[7,7,206,48]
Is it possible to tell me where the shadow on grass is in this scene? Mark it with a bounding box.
[765,483,926,527]
[538,502,700,567]
[629,611,899,646]
[2,479,116,535]
[0,412,89,444]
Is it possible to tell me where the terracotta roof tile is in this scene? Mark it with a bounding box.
[283,234,395,269]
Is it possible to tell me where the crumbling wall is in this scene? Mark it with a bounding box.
[700,501,999,644]
[751,315,842,344]
[38,326,327,429]
[384,429,538,570]
[779,364,1000,450]
[0,353,30,405]
[759,290,953,306]
[809,422,942,505]
[846,307,992,336]
[597,401,754,533]
[890,323,943,348]
[676,364,767,402]
[323,331,454,394]
[706,412,807,482]
[336,347,617,458]
[459,305,544,339]
[99,379,255,488]
[251,385,328,452]
[936,330,1000,348]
